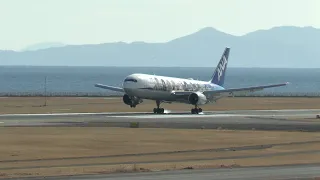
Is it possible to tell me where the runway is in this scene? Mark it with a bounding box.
[0,109,320,131]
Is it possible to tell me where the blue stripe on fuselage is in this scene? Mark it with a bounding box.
[139,87,154,90]
[138,83,225,92]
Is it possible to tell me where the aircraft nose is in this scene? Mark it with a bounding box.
[123,75,141,90]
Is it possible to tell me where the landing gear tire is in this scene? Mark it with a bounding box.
[130,105,136,108]
[153,108,164,114]
[191,107,202,114]
[153,100,165,114]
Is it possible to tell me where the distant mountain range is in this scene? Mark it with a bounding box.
[20,42,66,52]
[1,26,320,68]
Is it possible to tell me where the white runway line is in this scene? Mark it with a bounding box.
[245,109,320,112]
[0,109,318,117]
[109,114,314,119]
[0,112,149,117]
[110,114,249,119]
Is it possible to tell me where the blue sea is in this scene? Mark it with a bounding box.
[0,66,319,96]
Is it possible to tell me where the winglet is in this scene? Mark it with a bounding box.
[210,47,230,87]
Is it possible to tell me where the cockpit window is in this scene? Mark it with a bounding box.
[124,78,137,82]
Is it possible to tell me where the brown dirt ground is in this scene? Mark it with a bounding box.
[1,127,320,160]
[0,127,320,178]
[0,97,320,114]
[2,154,320,179]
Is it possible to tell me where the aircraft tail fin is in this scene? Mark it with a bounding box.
[209,47,230,87]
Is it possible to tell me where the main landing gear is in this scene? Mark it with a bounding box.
[191,105,202,114]
[151,100,202,114]
[153,100,165,114]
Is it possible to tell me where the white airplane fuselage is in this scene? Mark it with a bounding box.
[122,73,224,102]
[94,47,288,114]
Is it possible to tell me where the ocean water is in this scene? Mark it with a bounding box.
[0,66,319,96]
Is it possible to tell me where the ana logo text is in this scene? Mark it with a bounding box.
[217,55,227,81]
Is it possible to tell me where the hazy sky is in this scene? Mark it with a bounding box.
[1,0,319,50]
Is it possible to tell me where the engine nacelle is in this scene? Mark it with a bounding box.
[122,94,132,105]
[122,94,142,106]
[188,92,207,105]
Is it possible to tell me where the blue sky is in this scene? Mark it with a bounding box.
[1,0,319,50]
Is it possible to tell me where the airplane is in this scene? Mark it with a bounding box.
[94,47,289,114]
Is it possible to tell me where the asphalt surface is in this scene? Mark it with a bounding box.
[10,164,320,180]
[1,109,320,131]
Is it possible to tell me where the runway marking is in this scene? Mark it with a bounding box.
[244,109,320,112]
[110,114,250,119]
[109,114,314,119]
[0,109,318,117]
[0,112,149,117]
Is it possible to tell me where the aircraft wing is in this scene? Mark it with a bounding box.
[94,83,124,92]
[171,82,289,97]
[203,82,289,97]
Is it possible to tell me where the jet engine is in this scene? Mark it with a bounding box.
[188,92,207,105]
[122,94,142,106]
